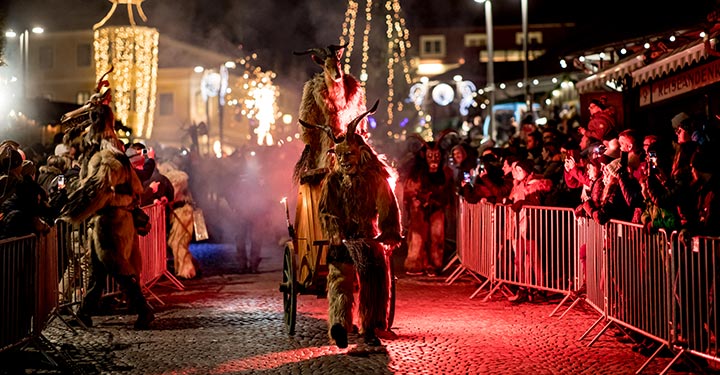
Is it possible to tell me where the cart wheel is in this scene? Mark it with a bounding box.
[281,243,297,335]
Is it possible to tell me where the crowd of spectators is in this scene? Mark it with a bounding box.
[449,104,718,242]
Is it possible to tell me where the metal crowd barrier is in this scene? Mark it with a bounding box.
[669,233,720,371]
[97,203,184,305]
[1,201,183,359]
[466,203,578,309]
[0,230,59,364]
[456,199,720,373]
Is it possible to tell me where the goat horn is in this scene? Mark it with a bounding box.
[346,99,379,137]
[293,48,327,58]
[298,119,340,143]
[96,65,114,93]
[327,43,348,52]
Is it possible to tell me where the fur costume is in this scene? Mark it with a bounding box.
[293,44,367,184]
[398,131,457,275]
[58,68,154,330]
[161,165,198,279]
[300,100,402,348]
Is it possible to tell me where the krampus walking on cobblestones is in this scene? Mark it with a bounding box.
[299,100,403,349]
[58,68,155,330]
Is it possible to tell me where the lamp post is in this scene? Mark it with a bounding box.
[474,0,495,141]
[521,0,531,113]
[5,26,44,98]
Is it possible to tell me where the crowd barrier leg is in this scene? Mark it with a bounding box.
[555,295,584,319]
[444,264,466,284]
[442,252,459,272]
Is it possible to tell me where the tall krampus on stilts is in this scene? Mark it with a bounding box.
[299,100,403,349]
[292,43,367,183]
[58,68,155,330]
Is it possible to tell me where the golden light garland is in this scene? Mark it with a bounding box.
[341,0,413,127]
[93,0,158,139]
[94,26,159,139]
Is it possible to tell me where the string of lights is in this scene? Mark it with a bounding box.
[94,26,159,140]
[341,0,413,128]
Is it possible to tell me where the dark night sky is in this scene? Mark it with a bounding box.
[1,0,718,74]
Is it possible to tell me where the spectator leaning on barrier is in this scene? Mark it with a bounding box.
[591,159,636,225]
[506,159,553,303]
[679,148,720,240]
[0,146,56,239]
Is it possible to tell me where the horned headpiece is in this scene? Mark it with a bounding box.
[293,43,348,66]
[60,66,114,130]
[59,66,121,153]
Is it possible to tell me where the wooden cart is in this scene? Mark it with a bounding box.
[279,169,395,336]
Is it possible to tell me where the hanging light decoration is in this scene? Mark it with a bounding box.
[341,0,413,127]
[93,0,159,140]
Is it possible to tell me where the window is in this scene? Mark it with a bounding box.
[38,46,53,69]
[76,91,91,104]
[76,44,92,67]
[465,33,487,48]
[159,93,174,116]
[419,35,445,58]
[515,31,543,46]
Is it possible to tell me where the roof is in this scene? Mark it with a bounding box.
[632,35,716,86]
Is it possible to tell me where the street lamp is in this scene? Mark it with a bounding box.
[5,26,44,98]
[473,0,495,141]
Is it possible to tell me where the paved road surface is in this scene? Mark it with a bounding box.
[1,243,712,374]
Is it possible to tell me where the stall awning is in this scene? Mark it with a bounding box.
[575,54,646,94]
[632,37,714,86]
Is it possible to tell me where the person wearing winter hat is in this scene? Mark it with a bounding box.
[581,98,617,144]
[506,158,553,303]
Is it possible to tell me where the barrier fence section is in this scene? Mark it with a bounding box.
[479,204,577,306]
[0,230,59,360]
[0,235,38,353]
[137,203,184,303]
[603,221,671,372]
[452,200,492,288]
[670,233,720,367]
[54,220,89,327]
[1,201,181,358]
[457,200,720,371]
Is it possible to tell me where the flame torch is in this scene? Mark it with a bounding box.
[280,197,295,240]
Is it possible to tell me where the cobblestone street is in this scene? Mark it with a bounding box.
[2,243,710,374]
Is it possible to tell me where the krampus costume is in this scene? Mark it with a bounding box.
[159,164,198,279]
[397,131,457,276]
[300,100,403,348]
[292,44,367,183]
[59,70,154,330]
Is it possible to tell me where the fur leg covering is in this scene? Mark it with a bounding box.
[327,262,355,339]
[357,243,391,334]
[404,204,428,273]
[428,210,446,272]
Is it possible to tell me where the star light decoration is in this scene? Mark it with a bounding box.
[340,0,413,132]
[224,54,279,146]
[93,0,158,140]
